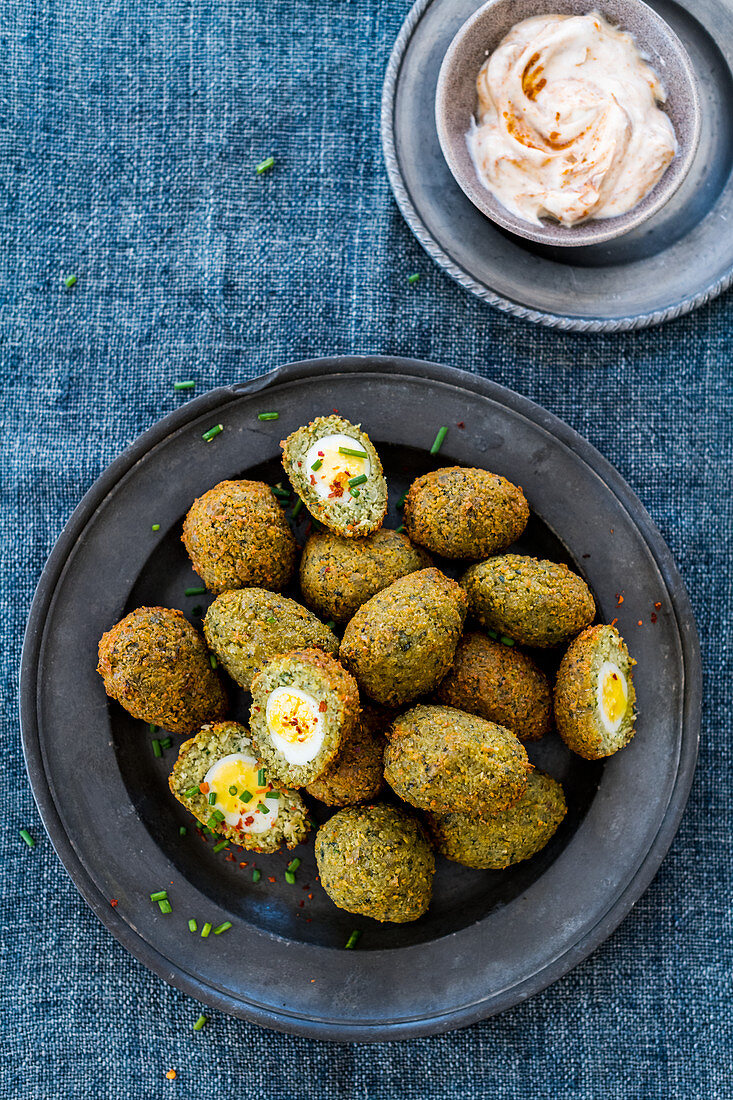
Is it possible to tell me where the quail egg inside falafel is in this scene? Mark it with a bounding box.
[265,686,326,764]
[203,753,279,835]
[304,435,371,500]
[597,662,628,734]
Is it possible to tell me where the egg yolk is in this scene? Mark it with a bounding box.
[597,662,628,732]
[304,434,371,501]
[203,753,279,834]
[265,686,326,765]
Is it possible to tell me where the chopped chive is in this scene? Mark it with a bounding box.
[326,620,335,630]
[228,785,238,796]
[202,424,223,442]
[287,858,301,872]
[183,785,199,799]
[266,790,279,799]
[160,737,172,750]
[213,839,229,853]
[345,929,362,949]
[348,473,368,487]
[396,490,408,509]
[211,810,225,824]
[486,629,499,640]
[240,790,253,803]
[265,615,277,625]
[179,826,187,836]
[152,739,162,758]
[185,586,206,597]
[252,869,261,883]
[193,1014,207,1031]
[152,523,160,531]
[500,635,516,647]
[64,273,78,288]
[396,526,406,534]
[19,829,35,849]
[150,890,168,902]
[256,802,269,814]
[257,411,279,421]
[291,498,303,519]
[208,791,217,805]
[191,604,203,618]
[149,723,157,733]
[272,486,291,500]
[214,921,232,935]
[349,488,360,498]
[285,871,296,885]
[338,446,368,459]
[174,380,195,391]
[256,156,275,174]
[430,426,448,455]
[407,273,420,285]
[188,918,198,933]
[257,768,266,786]
[209,653,217,669]
[310,459,323,471]
[158,899,173,914]
[201,922,212,938]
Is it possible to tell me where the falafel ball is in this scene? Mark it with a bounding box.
[249,648,360,786]
[182,479,297,594]
[403,466,529,560]
[281,415,388,537]
[97,606,227,734]
[461,554,595,648]
[436,631,552,741]
[315,803,434,923]
[169,721,311,853]
[427,770,567,869]
[299,527,432,625]
[204,588,339,690]
[554,624,637,759]
[384,704,530,816]
[305,704,386,806]
[339,568,467,706]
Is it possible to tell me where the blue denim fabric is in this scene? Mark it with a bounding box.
[1,0,731,1096]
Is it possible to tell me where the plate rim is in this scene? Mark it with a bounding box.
[19,355,702,1040]
[380,0,733,332]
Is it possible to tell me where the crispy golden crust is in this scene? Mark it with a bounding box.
[315,803,434,923]
[384,704,531,816]
[305,704,386,806]
[339,568,468,706]
[249,648,361,786]
[435,631,552,741]
[461,554,596,648]
[404,466,529,559]
[427,770,567,869]
[554,624,637,759]
[182,479,297,594]
[97,606,227,734]
[299,528,432,624]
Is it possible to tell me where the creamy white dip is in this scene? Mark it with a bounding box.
[467,12,677,226]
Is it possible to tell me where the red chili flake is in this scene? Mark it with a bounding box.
[110,899,118,907]
[239,862,248,868]
[651,613,658,623]
[616,594,624,605]
[318,450,324,457]
[299,900,305,908]
[308,893,313,900]
[253,706,261,713]
[582,553,590,559]
[225,851,235,862]
[244,816,254,826]
[654,601,661,609]
[324,566,330,573]
[199,782,210,794]
[457,421,465,429]
[638,620,643,626]
[332,408,339,414]
[268,876,277,883]
[297,461,302,467]
[318,701,328,712]
[610,618,618,626]
[306,918,312,923]
[309,476,316,486]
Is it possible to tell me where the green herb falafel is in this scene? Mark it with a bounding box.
[305,704,386,806]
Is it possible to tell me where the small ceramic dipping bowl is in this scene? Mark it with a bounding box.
[435,0,701,246]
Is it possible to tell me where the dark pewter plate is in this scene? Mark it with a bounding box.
[20,357,700,1040]
[381,0,733,330]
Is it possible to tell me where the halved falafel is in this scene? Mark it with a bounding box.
[316,803,434,923]
[461,554,595,648]
[182,479,297,594]
[305,703,386,806]
[554,624,637,759]
[204,588,339,691]
[281,415,388,537]
[249,648,360,786]
[384,704,530,817]
[168,721,311,853]
[403,466,529,559]
[339,568,467,706]
[427,770,567,869]
[436,631,552,741]
[299,528,431,625]
[97,606,227,734]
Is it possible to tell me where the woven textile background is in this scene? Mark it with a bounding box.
[2,0,731,1095]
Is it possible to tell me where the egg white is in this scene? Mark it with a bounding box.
[266,685,326,765]
[203,753,279,835]
[303,434,371,501]
[596,661,628,735]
